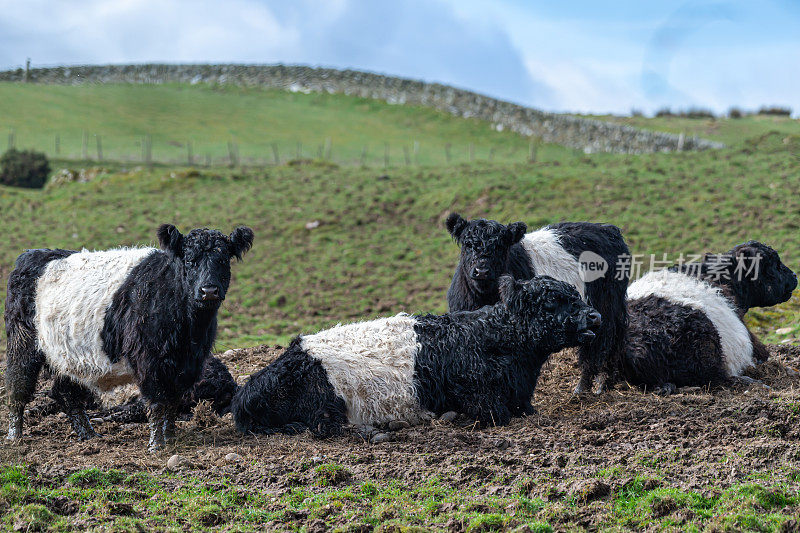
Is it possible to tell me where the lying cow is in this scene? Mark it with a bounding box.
[232,275,601,436]
[94,355,238,423]
[4,224,253,451]
[623,241,796,392]
[445,213,629,394]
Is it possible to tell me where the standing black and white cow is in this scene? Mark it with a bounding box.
[623,241,796,392]
[4,224,253,451]
[232,275,602,436]
[445,213,629,393]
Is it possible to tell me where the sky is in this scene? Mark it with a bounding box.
[0,0,797,115]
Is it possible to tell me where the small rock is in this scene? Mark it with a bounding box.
[439,411,458,423]
[371,432,392,444]
[388,420,410,431]
[781,338,794,344]
[305,220,320,230]
[223,349,237,357]
[310,456,325,464]
[224,452,241,463]
[166,454,188,471]
[776,327,793,335]
[89,418,103,424]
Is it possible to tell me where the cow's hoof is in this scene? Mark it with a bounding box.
[148,443,164,454]
[572,383,589,395]
[76,430,99,441]
[654,383,676,396]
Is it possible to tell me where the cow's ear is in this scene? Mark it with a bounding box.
[446,213,468,243]
[157,224,184,257]
[229,226,254,260]
[498,275,516,306]
[506,222,527,246]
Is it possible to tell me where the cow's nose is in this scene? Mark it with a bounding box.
[587,311,602,326]
[471,266,489,279]
[200,286,221,301]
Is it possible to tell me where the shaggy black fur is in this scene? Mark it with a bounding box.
[232,276,601,436]
[623,241,795,390]
[670,241,797,313]
[231,337,349,437]
[97,355,238,424]
[4,225,253,450]
[623,296,728,388]
[445,213,630,393]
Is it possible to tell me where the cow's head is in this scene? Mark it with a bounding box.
[157,224,254,310]
[721,241,796,311]
[446,213,527,296]
[189,356,238,415]
[498,275,601,352]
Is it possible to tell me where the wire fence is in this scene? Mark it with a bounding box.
[3,129,567,169]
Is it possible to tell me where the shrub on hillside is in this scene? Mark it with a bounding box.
[683,108,715,119]
[728,107,744,119]
[655,108,674,118]
[0,148,51,189]
[758,106,792,117]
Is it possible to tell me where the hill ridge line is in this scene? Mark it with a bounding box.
[0,63,724,154]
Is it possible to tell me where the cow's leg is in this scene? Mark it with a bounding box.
[573,358,596,395]
[147,402,167,452]
[50,376,97,440]
[162,404,178,444]
[463,393,511,428]
[5,331,45,441]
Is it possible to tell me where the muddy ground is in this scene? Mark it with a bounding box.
[2,344,800,530]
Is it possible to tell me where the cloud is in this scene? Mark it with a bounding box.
[0,0,550,107]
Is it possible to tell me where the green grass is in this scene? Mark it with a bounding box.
[0,83,571,166]
[1,128,799,352]
[2,465,797,531]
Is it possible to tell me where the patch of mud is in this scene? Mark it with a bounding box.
[2,344,800,511]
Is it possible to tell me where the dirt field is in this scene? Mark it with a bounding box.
[2,344,800,531]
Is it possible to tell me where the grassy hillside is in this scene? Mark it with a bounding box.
[1,129,798,353]
[0,83,570,166]
[2,84,800,532]
[585,113,800,148]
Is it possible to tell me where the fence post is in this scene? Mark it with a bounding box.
[145,134,152,167]
[528,138,538,163]
[489,147,495,162]
[445,143,451,163]
[96,134,103,161]
[228,141,238,167]
[360,145,368,166]
[205,153,211,167]
[413,141,419,165]
[272,142,280,164]
[187,141,193,165]
[403,146,410,166]
[324,137,332,160]
[296,141,302,159]
[7,129,15,150]
[54,133,60,155]
[25,58,30,83]
[384,143,390,168]
[82,130,89,160]
[469,143,475,162]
